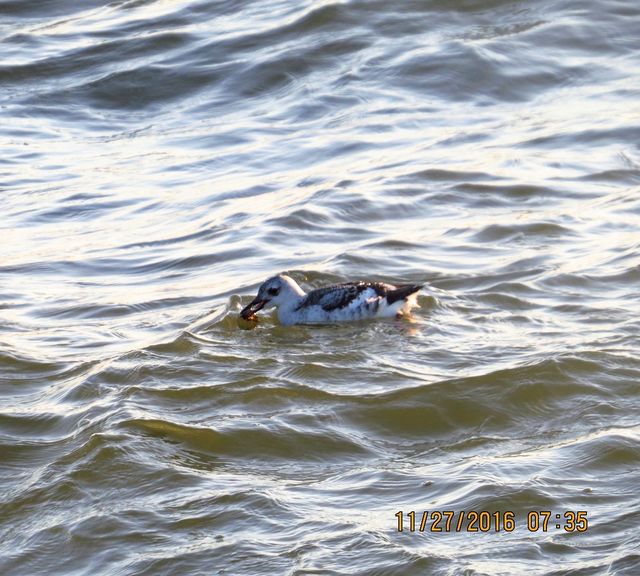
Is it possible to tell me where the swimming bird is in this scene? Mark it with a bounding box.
[240,274,422,325]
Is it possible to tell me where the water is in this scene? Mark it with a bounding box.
[1,0,639,574]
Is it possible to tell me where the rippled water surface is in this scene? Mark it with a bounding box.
[2,0,640,574]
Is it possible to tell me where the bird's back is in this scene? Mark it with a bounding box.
[300,281,396,312]
[279,281,422,324]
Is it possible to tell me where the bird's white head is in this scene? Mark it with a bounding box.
[240,274,305,319]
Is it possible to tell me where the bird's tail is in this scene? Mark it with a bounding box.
[386,284,423,305]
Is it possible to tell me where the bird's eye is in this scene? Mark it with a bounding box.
[267,287,279,296]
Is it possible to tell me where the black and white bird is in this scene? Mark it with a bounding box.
[240,274,422,325]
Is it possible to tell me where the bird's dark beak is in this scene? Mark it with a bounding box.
[240,297,269,320]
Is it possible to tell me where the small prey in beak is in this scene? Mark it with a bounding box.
[240,297,268,320]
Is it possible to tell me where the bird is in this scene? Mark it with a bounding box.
[240,274,422,326]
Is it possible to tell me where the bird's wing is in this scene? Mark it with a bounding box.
[302,282,395,312]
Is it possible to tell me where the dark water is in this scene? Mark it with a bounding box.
[2,0,640,574]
